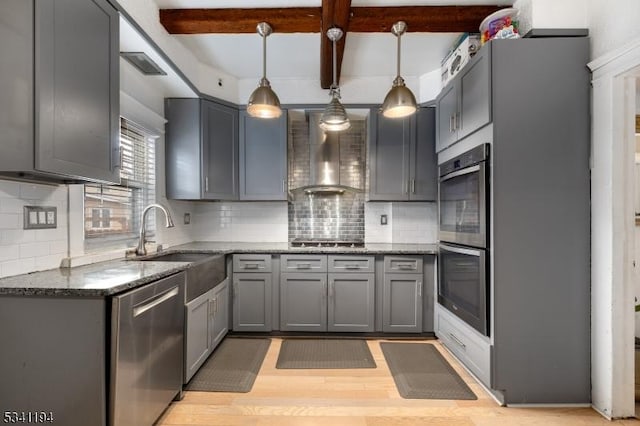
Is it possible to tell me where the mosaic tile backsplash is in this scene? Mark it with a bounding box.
[288,113,367,242]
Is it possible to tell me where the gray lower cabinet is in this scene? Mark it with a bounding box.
[165,98,239,200]
[232,272,272,332]
[0,0,120,184]
[369,107,437,201]
[239,110,288,200]
[0,296,107,426]
[184,278,229,383]
[382,255,427,333]
[280,255,375,332]
[280,272,327,331]
[328,273,374,332]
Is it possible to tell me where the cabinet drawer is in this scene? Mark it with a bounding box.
[281,254,327,272]
[328,255,374,273]
[436,307,491,387]
[384,256,423,274]
[233,254,272,273]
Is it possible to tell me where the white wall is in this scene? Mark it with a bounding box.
[365,202,437,244]
[0,180,67,278]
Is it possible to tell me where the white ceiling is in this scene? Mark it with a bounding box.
[152,0,514,82]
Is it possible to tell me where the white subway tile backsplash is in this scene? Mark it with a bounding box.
[35,254,64,271]
[0,180,21,198]
[0,198,25,214]
[0,213,21,229]
[0,245,19,262]
[1,257,36,277]
[1,229,34,245]
[19,241,51,258]
[49,240,67,255]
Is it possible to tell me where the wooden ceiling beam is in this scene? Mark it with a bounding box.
[159,8,322,34]
[160,5,504,35]
[320,0,352,89]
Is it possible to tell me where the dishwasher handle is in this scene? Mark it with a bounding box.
[132,286,180,317]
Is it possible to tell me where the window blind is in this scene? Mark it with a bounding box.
[84,118,156,244]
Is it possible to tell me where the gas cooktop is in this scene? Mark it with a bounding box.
[289,239,365,248]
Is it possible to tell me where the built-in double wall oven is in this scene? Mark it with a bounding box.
[437,144,490,336]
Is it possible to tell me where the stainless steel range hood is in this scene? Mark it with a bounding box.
[291,112,364,194]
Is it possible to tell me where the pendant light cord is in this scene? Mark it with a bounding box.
[332,37,337,90]
[396,31,401,79]
[262,32,267,80]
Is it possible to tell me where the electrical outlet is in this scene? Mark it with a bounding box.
[380,214,388,225]
[24,206,57,229]
[184,213,191,225]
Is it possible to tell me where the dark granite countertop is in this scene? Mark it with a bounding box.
[0,242,437,297]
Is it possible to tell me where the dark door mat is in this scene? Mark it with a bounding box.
[380,342,477,400]
[185,338,271,393]
[276,339,377,369]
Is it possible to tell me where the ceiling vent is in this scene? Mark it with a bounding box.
[120,52,166,76]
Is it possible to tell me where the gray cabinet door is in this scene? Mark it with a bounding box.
[210,279,228,350]
[232,272,272,332]
[458,46,491,140]
[368,110,413,201]
[280,273,327,332]
[383,273,423,333]
[165,98,203,200]
[185,289,212,383]
[239,110,288,200]
[328,273,374,332]
[435,82,458,153]
[202,100,239,200]
[409,107,437,201]
[35,0,119,183]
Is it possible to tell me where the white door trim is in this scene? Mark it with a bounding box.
[588,37,640,419]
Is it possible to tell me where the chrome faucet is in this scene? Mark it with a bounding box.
[135,203,175,256]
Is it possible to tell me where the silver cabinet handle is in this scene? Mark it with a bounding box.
[449,332,466,349]
[296,263,311,269]
[404,180,409,194]
[328,281,334,299]
[397,263,415,270]
[411,179,416,194]
[449,115,455,133]
[205,176,209,192]
[454,112,460,130]
[345,264,360,270]
[282,179,286,193]
[209,298,216,317]
[133,286,179,318]
[243,263,260,269]
[417,281,422,297]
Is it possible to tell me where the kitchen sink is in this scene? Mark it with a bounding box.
[138,252,226,302]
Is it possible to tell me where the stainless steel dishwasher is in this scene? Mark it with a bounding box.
[110,272,185,426]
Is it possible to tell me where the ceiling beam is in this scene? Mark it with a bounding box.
[320,0,352,89]
[160,5,504,34]
[159,8,322,34]
[159,5,505,89]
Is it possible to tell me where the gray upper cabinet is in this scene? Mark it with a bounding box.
[239,111,288,200]
[0,0,120,184]
[165,98,239,200]
[435,45,491,152]
[369,108,437,201]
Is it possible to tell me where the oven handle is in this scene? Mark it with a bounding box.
[439,164,481,182]
[439,243,483,257]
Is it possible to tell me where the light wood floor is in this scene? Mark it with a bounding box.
[157,338,639,426]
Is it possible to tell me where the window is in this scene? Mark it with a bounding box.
[84,118,156,248]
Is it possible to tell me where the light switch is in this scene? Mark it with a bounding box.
[24,206,57,229]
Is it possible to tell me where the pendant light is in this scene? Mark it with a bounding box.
[319,27,350,132]
[247,22,282,119]
[381,21,417,118]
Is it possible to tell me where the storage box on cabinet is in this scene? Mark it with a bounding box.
[232,254,272,332]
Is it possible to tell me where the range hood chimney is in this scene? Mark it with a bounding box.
[293,112,363,194]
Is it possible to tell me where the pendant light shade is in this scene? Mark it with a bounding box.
[319,27,350,132]
[247,22,282,119]
[382,21,417,119]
